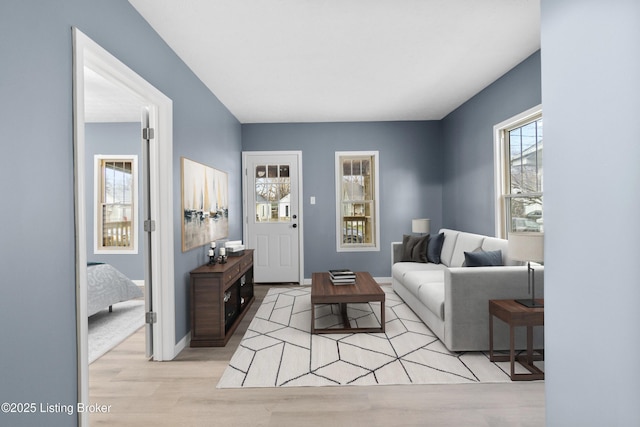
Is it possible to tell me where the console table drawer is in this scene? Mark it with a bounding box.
[223,263,241,287]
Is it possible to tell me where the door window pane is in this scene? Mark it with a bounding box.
[255,164,291,222]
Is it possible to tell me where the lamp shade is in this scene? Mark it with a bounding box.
[508,232,544,263]
[411,218,430,234]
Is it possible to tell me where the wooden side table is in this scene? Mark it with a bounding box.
[489,299,544,381]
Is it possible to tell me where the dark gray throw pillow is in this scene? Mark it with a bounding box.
[427,232,445,264]
[401,234,429,262]
[464,249,503,267]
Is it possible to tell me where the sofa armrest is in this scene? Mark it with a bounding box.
[443,266,544,351]
[391,241,403,265]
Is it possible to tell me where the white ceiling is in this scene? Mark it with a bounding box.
[93,0,539,124]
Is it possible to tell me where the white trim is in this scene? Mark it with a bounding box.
[242,151,304,285]
[493,104,542,238]
[94,154,139,254]
[174,331,191,355]
[73,28,175,426]
[335,151,381,252]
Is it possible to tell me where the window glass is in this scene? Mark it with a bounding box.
[336,152,379,251]
[501,115,543,235]
[95,156,137,252]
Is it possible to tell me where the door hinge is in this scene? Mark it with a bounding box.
[145,312,157,324]
[144,220,156,232]
[142,127,155,140]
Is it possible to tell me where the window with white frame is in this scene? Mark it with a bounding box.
[494,106,543,238]
[335,151,380,251]
[95,155,138,253]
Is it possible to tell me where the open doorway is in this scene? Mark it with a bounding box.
[73,28,176,426]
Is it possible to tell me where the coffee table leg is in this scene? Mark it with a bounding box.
[510,323,516,380]
[311,302,316,334]
[339,303,350,328]
[489,313,495,361]
[526,325,533,366]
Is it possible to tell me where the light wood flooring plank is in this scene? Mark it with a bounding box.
[89,284,544,426]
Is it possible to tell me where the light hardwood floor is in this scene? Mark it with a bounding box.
[89,285,545,426]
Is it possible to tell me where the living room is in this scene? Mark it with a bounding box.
[1,1,639,427]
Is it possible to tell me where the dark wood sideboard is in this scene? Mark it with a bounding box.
[189,249,254,347]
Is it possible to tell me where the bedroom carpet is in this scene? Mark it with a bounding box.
[218,286,537,388]
[88,299,145,364]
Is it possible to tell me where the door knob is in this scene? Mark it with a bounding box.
[292,224,297,228]
[292,214,297,219]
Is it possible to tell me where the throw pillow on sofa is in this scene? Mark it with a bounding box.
[427,232,445,263]
[463,249,503,267]
[402,234,429,262]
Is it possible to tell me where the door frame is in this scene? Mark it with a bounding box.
[73,28,175,426]
[242,151,304,285]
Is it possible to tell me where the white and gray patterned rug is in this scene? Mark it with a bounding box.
[218,286,525,388]
[88,299,145,364]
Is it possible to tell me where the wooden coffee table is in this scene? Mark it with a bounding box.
[311,272,385,334]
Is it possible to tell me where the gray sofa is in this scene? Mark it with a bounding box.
[391,228,544,352]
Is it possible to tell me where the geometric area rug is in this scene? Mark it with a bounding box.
[217,286,523,388]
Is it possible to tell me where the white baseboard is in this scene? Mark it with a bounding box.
[174,331,190,358]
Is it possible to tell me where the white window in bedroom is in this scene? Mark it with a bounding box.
[95,155,138,253]
[494,105,543,238]
[335,151,380,252]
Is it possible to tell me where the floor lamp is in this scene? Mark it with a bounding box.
[508,232,544,308]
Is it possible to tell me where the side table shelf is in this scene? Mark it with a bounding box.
[190,250,254,347]
[489,299,544,381]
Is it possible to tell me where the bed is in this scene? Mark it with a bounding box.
[87,262,144,317]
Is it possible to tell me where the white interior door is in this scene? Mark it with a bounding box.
[243,152,303,283]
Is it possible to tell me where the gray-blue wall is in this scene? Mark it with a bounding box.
[541,1,640,425]
[242,121,443,277]
[0,1,241,426]
[85,122,145,280]
[441,51,542,236]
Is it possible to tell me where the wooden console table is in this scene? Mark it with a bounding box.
[489,299,544,381]
[189,250,254,347]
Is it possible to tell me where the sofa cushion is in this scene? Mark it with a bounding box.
[402,270,445,299]
[464,249,503,267]
[426,232,445,264]
[417,281,445,320]
[391,261,446,283]
[439,229,459,267]
[401,234,429,262]
[449,233,485,267]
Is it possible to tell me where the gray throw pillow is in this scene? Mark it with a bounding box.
[463,249,503,267]
[427,232,445,264]
[402,234,429,262]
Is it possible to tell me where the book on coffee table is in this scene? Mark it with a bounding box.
[329,269,356,285]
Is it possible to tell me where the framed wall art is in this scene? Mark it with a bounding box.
[181,157,229,252]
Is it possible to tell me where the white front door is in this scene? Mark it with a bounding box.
[243,152,303,283]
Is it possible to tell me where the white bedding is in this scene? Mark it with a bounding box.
[87,263,144,316]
